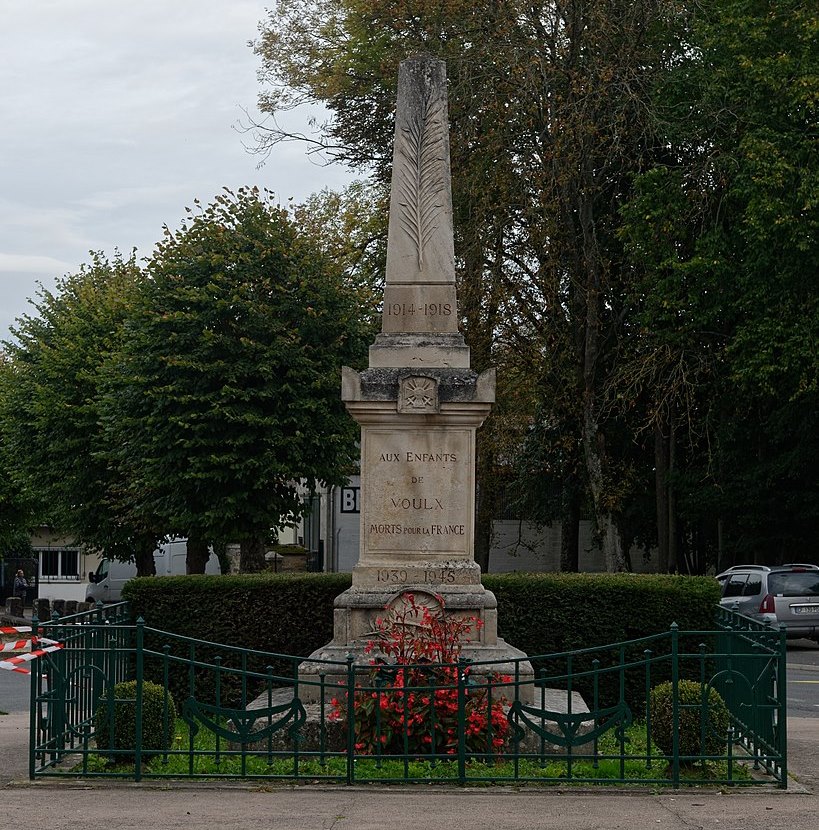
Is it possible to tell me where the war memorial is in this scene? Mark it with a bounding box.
[301,55,532,696]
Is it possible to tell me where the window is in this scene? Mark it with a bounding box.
[768,573,819,597]
[743,575,763,596]
[35,548,80,581]
[723,574,748,598]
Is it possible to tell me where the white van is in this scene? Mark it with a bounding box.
[86,538,221,603]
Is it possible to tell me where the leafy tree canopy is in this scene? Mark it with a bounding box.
[0,253,160,569]
[101,187,373,571]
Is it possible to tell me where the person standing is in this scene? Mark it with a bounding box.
[13,569,28,607]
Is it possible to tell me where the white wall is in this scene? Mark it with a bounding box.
[330,477,361,573]
[323,481,658,574]
[489,520,657,573]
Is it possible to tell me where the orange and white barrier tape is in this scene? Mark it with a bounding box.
[1,635,60,653]
[0,631,62,673]
[1,639,32,653]
[0,643,63,674]
[0,626,35,654]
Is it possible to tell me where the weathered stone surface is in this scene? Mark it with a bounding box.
[300,54,536,707]
[33,598,50,621]
[370,55,471,370]
[384,57,457,308]
[343,366,495,403]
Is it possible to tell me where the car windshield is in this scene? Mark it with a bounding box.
[767,572,819,597]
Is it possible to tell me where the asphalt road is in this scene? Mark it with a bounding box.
[788,638,819,668]
[0,667,29,713]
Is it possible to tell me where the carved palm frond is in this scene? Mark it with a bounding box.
[397,91,445,271]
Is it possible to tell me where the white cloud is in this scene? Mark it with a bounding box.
[0,254,76,275]
[0,0,356,341]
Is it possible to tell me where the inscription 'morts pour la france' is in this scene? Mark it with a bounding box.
[397,89,445,272]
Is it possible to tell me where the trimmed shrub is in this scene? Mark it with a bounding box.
[124,573,351,706]
[649,679,731,759]
[483,572,720,658]
[95,680,177,757]
[122,571,720,709]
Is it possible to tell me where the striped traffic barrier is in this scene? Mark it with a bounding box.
[0,641,63,674]
[0,626,63,672]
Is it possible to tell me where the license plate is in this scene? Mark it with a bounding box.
[792,605,819,615]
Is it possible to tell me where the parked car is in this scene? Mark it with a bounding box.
[716,563,819,640]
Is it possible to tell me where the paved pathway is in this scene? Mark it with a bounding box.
[2,643,818,827]
[1,711,818,829]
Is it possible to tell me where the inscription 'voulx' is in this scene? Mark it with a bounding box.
[391,497,443,510]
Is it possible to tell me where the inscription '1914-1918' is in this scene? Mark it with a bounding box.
[386,302,453,317]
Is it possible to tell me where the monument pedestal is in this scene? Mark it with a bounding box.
[299,364,533,702]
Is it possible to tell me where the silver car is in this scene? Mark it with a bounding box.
[717,564,819,639]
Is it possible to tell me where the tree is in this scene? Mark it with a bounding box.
[0,389,36,559]
[290,181,387,331]
[102,187,372,572]
[253,0,687,571]
[0,254,162,575]
[618,0,819,567]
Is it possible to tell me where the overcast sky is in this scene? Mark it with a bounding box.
[0,1,355,341]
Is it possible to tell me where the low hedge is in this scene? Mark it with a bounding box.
[483,572,720,657]
[123,572,720,709]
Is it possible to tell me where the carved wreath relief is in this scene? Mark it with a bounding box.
[397,90,445,272]
[398,376,439,413]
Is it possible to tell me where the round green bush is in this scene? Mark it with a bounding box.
[649,679,730,759]
[95,680,177,757]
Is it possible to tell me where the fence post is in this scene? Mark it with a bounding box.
[670,623,680,788]
[345,654,355,785]
[48,611,66,762]
[134,617,144,782]
[778,623,788,787]
[457,657,468,786]
[28,613,39,779]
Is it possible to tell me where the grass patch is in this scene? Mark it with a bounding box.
[73,718,752,785]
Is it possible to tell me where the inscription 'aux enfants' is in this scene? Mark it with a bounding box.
[379,452,458,463]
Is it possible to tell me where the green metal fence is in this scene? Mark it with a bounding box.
[30,606,787,786]
[30,602,132,777]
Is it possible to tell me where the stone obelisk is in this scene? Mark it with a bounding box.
[303,55,530,695]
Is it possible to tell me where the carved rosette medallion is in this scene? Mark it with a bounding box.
[398,376,439,413]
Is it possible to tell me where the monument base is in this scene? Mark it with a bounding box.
[299,579,534,704]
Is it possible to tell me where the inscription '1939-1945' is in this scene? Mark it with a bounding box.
[376,568,457,584]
